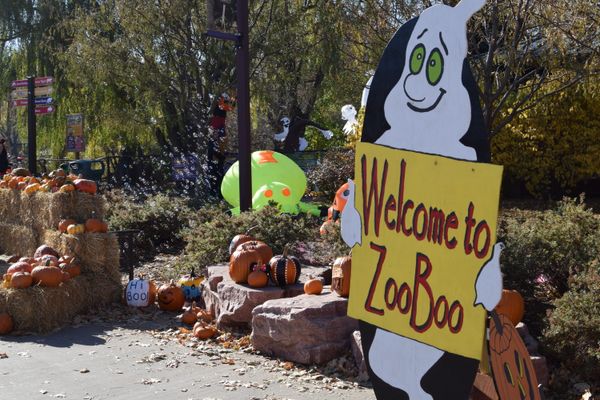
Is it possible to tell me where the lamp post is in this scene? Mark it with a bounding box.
[207,0,252,212]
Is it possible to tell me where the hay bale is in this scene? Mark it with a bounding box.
[0,190,23,225]
[46,192,105,231]
[43,231,121,284]
[0,190,105,233]
[0,275,121,333]
[0,222,38,257]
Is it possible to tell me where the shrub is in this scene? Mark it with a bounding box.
[178,205,324,273]
[492,77,600,198]
[497,196,600,334]
[307,148,354,198]
[542,264,600,393]
[105,191,196,258]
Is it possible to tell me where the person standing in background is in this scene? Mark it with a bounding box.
[0,138,9,174]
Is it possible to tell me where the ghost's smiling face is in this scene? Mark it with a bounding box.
[403,30,448,113]
[377,2,485,161]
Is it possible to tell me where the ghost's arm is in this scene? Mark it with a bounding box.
[474,242,504,311]
[320,129,334,140]
[274,132,287,142]
[340,179,362,247]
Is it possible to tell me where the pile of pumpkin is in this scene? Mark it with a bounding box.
[1,244,81,291]
[124,277,217,340]
[58,217,108,235]
[228,233,318,290]
[229,233,355,296]
[0,245,81,335]
[0,168,97,195]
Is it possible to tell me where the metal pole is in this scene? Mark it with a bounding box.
[236,0,252,212]
[27,76,36,175]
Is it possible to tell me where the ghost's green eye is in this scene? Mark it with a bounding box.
[426,49,444,86]
[409,44,426,74]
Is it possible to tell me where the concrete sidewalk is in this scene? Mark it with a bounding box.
[0,318,375,400]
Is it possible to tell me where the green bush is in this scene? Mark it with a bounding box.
[542,264,600,393]
[105,191,196,257]
[497,196,600,336]
[178,205,325,273]
[307,148,354,198]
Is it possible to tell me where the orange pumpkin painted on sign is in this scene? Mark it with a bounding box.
[488,312,541,400]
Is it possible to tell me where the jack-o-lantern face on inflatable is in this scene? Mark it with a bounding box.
[488,312,541,400]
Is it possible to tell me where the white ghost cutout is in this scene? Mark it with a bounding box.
[376,0,486,161]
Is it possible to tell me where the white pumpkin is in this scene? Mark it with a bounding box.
[125,278,156,307]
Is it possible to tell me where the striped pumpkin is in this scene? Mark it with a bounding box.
[268,249,301,287]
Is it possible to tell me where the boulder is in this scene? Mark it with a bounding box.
[470,373,499,400]
[299,265,332,285]
[350,330,369,381]
[251,289,358,364]
[206,264,228,291]
[216,282,304,328]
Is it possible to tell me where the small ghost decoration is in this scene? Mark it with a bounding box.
[341,105,359,136]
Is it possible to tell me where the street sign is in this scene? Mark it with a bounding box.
[35,105,55,115]
[11,86,54,99]
[11,76,54,88]
[12,96,53,107]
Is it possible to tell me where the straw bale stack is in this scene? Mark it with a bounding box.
[0,189,120,333]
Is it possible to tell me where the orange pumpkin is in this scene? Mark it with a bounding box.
[268,248,301,287]
[192,321,217,340]
[8,177,19,189]
[304,278,323,295]
[229,233,255,255]
[0,313,14,335]
[181,307,198,325]
[85,218,108,233]
[157,281,186,311]
[489,312,541,400]
[229,245,265,284]
[237,241,273,265]
[332,255,351,297]
[31,266,63,287]
[58,219,77,233]
[7,261,33,276]
[10,272,33,289]
[34,245,59,259]
[67,224,85,235]
[494,289,525,326]
[196,309,214,323]
[23,183,40,194]
[59,184,76,193]
[73,179,97,195]
[38,255,59,267]
[247,270,268,288]
[60,263,81,278]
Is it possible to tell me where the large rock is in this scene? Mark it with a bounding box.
[251,290,358,364]
[470,373,499,400]
[202,263,328,329]
[216,282,304,328]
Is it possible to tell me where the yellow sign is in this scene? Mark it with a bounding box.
[347,143,503,360]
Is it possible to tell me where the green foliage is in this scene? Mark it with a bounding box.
[105,191,196,257]
[492,77,600,197]
[497,196,600,332]
[542,264,600,390]
[178,205,326,273]
[307,148,354,198]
